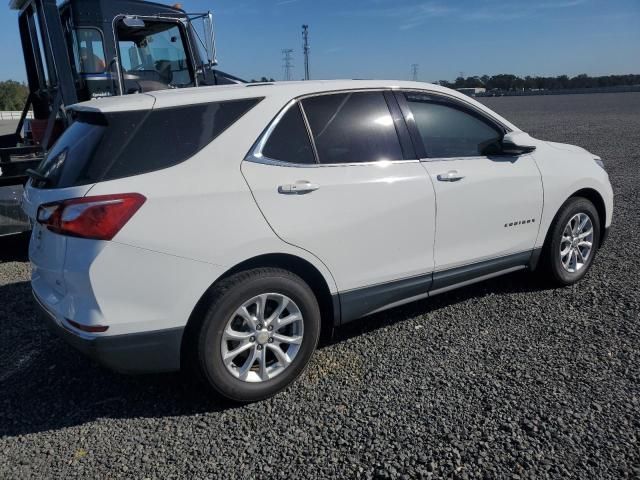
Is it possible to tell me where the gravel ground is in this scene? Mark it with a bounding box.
[1,93,639,479]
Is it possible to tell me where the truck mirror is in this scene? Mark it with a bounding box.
[204,12,217,66]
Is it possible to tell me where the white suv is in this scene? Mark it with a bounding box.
[23,80,613,402]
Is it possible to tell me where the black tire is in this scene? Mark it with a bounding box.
[194,268,320,402]
[541,197,600,286]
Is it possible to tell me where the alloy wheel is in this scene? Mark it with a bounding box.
[220,293,304,383]
[559,212,594,273]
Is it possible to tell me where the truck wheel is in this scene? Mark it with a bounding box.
[542,197,600,286]
[195,268,320,402]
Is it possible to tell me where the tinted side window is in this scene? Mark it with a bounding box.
[302,92,402,164]
[262,103,316,164]
[108,99,261,178]
[405,95,502,158]
[34,98,262,188]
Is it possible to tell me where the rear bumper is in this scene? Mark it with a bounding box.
[34,291,183,374]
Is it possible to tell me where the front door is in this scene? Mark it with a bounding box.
[398,91,543,273]
[242,91,437,317]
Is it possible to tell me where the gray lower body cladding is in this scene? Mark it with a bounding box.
[338,249,539,325]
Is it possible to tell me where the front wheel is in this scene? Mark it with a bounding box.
[542,197,600,286]
[194,268,320,402]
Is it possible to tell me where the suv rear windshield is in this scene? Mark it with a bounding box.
[33,98,262,189]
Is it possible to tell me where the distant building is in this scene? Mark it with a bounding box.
[456,87,486,97]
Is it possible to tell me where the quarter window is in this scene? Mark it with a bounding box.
[33,98,262,189]
[405,94,502,158]
[262,103,316,164]
[301,92,402,164]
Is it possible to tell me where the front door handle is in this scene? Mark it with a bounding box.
[278,181,320,194]
[437,170,465,182]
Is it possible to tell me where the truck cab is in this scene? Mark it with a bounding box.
[0,0,242,236]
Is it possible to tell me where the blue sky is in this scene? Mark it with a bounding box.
[1,0,638,82]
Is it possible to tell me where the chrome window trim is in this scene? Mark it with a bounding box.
[245,88,417,168]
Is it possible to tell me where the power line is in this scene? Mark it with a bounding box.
[302,24,310,80]
[282,48,294,81]
[411,64,419,81]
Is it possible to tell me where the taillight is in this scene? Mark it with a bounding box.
[36,193,146,240]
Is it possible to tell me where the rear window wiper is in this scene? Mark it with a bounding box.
[26,169,51,186]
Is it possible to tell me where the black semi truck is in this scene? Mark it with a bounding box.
[0,0,243,235]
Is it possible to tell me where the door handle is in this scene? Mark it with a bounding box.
[278,181,320,194]
[437,170,465,182]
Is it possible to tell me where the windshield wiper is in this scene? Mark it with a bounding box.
[26,169,51,186]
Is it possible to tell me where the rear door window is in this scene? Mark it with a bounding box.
[33,98,262,189]
[261,103,316,164]
[301,91,402,164]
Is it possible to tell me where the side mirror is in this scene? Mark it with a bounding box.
[500,131,536,156]
[203,12,218,66]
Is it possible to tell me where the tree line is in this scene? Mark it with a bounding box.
[1,73,638,109]
[0,80,28,111]
[436,74,640,91]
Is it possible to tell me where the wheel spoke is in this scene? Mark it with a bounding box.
[267,297,289,325]
[577,215,589,233]
[276,313,302,329]
[272,333,303,345]
[254,294,268,323]
[223,326,253,342]
[268,344,292,368]
[235,306,257,330]
[223,340,253,363]
[258,347,269,381]
[238,346,259,380]
[578,240,592,248]
[560,245,572,257]
[578,229,593,240]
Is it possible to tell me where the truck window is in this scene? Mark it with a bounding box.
[117,20,194,93]
[74,28,106,74]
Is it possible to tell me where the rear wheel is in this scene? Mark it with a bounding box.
[194,268,320,402]
[542,197,600,286]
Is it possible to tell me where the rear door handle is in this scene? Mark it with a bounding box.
[278,181,320,194]
[437,170,465,182]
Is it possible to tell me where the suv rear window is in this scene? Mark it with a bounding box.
[33,98,262,189]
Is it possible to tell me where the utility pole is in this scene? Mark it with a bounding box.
[282,48,294,81]
[411,64,419,81]
[302,24,310,80]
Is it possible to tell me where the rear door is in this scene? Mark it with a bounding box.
[397,91,543,273]
[241,90,437,297]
